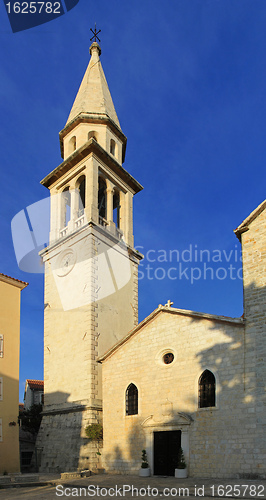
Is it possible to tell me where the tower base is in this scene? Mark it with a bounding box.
[35,404,102,473]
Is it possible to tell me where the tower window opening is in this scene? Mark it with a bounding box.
[199,370,216,408]
[113,191,120,229]
[110,139,116,157]
[77,177,86,217]
[69,136,76,154]
[98,177,107,220]
[88,131,98,142]
[62,188,71,228]
[126,383,138,416]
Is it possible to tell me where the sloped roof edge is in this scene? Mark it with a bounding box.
[0,273,28,290]
[234,199,266,241]
[26,379,44,390]
[98,305,243,363]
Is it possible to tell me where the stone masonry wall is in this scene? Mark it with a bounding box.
[39,222,140,472]
[241,208,266,477]
[101,309,265,478]
[36,406,102,473]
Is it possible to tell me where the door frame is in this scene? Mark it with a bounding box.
[141,414,191,476]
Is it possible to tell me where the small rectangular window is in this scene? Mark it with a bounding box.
[0,335,3,357]
[0,378,3,401]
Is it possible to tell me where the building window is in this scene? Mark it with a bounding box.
[0,335,3,357]
[113,190,120,228]
[110,139,116,156]
[21,451,34,469]
[98,177,107,220]
[163,352,174,364]
[199,370,215,408]
[77,176,86,217]
[62,188,71,228]
[0,377,3,401]
[126,383,138,416]
[69,136,76,154]
[88,131,98,142]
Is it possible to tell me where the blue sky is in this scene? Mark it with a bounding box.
[0,0,266,401]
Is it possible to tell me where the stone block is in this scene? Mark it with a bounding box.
[0,477,11,484]
[14,475,39,482]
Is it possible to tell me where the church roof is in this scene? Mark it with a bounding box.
[98,304,243,363]
[65,42,121,130]
[234,198,266,241]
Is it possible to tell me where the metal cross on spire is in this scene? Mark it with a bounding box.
[90,24,101,43]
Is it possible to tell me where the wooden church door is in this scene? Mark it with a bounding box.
[153,430,181,476]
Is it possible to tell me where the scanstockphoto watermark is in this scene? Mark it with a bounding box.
[55,484,266,497]
[136,245,262,284]
[11,196,132,311]
[11,197,263,310]
[55,484,194,497]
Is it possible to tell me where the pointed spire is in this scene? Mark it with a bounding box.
[65,42,121,130]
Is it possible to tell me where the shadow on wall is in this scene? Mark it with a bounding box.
[35,391,102,473]
[183,279,266,478]
[103,417,146,473]
[102,280,266,478]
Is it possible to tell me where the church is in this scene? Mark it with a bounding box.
[36,39,266,479]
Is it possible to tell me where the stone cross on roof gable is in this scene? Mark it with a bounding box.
[165,300,174,308]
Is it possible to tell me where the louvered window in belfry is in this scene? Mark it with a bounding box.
[126,383,138,415]
[199,370,215,408]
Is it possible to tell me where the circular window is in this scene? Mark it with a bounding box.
[163,352,174,364]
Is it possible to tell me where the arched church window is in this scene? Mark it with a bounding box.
[69,136,76,154]
[98,177,106,220]
[113,190,120,229]
[62,188,71,228]
[77,176,86,217]
[110,139,116,157]
[126,383,138,416]
[88,131,98,142]
[199,370,215,408]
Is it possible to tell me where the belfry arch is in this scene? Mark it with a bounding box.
[76,175,86,216]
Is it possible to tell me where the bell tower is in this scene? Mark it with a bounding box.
[37,41,143,472]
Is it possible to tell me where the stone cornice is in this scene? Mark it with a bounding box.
[40,221,143,264]
[41,404,102,416]
[40,138,143,194]
[59,112,127,161]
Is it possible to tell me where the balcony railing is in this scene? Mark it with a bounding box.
[99,216,108,227]
[59,215,123,241]
[75,214,85,229]
[59,226,68,238]
[116,228,123,240]
[98,216,123,240]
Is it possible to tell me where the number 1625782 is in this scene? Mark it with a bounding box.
[6,2,61,14]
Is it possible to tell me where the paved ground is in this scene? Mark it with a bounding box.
[0,474,265,500]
